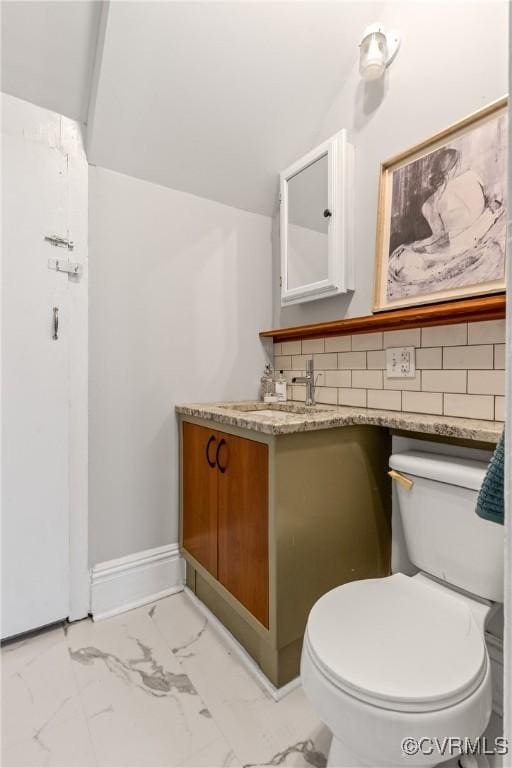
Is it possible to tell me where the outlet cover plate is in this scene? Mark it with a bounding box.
[386,346,416,378]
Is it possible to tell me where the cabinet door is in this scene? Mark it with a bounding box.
[182,422,219,577]
[217,433,269,627]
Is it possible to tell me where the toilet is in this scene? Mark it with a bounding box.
[301,451,504,768]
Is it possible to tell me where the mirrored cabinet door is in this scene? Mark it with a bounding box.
[287,153,329,291]
[280,130,354,306]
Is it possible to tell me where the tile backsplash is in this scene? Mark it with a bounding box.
[273,320,505,422]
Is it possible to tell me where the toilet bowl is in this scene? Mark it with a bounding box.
[301,451,503,768]
[301,573,493,767]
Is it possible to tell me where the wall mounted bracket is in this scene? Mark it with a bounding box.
[44,234,74,250]
[48,257,83,277]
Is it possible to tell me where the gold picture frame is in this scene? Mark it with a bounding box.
[373,97,507,312]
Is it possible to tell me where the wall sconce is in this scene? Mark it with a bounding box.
[359,23,400,81]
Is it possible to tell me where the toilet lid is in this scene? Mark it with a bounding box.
[305,573,487,712]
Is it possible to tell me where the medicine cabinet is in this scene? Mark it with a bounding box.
[280,130,354,306]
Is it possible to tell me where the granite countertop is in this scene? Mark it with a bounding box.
[176,401,503,443]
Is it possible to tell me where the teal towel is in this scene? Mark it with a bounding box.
[476,432,505,525]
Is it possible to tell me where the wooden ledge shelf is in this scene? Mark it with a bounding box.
[260,294,506,343]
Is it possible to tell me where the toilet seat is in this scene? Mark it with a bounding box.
[305,573,487,713]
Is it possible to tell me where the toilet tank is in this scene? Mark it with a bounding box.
[389,451,504,602]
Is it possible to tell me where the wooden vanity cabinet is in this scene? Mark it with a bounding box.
[182,421,269,626]
[180,417,391,688]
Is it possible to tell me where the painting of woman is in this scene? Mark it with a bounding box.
[374,100,507,311]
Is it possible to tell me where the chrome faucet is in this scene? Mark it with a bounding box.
[292,358,316,406]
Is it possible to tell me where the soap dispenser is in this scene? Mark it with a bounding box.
[275,370,287,402]
[260,363,275,401]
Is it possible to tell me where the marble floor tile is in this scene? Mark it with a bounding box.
[149,593,330,767]
[180,736,242,767]
[66,605,224,767]
[2,713,97,768]
[2,624,84,751]
[6,591,502,768]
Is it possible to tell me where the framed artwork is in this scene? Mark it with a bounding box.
[373,97,507,312]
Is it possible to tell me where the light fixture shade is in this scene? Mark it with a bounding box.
[359,30,388,81]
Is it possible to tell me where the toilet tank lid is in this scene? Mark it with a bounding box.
[389,451,487,490]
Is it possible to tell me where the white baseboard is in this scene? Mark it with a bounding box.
[91,543,184,621]
[183,587,300,702]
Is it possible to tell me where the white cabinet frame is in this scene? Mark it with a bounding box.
[280,130,354,306]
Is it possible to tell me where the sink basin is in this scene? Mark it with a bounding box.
[219,403,335,416]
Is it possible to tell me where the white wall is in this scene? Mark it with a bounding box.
[1,2,102,122]
[84,1,384,216]
[89,167,272,565]
[274,0,508,329]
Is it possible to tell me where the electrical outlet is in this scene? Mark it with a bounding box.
[386,346,416,378]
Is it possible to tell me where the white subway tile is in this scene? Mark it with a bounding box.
[402,391,443,415]
[416,347,442,369]
[352,370,383,389]
[443,345,493,370]
[422,323,467,347]
[302,338,325,353]
[352,332,383,351]
[494,344,505,369]
[367,350,386,369]
[444,393,494,420]
[325,335,351,353]
[281,341,302,355]
[274,355,292,370]
[324,370,351,388]
[315,386,338,405]
[273,343,282,355]
[367,389,402,411]
[384,329,421,348]
[292,354,311,370]
[339,388,367,407]
[384,372,421,391]
[313,352,338,369]
[291,384,306,402]
[422,370,466,393]
[467,370,505,396]
[495,397,505,421]
[338,351,367,369]
[468,320,506,345]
